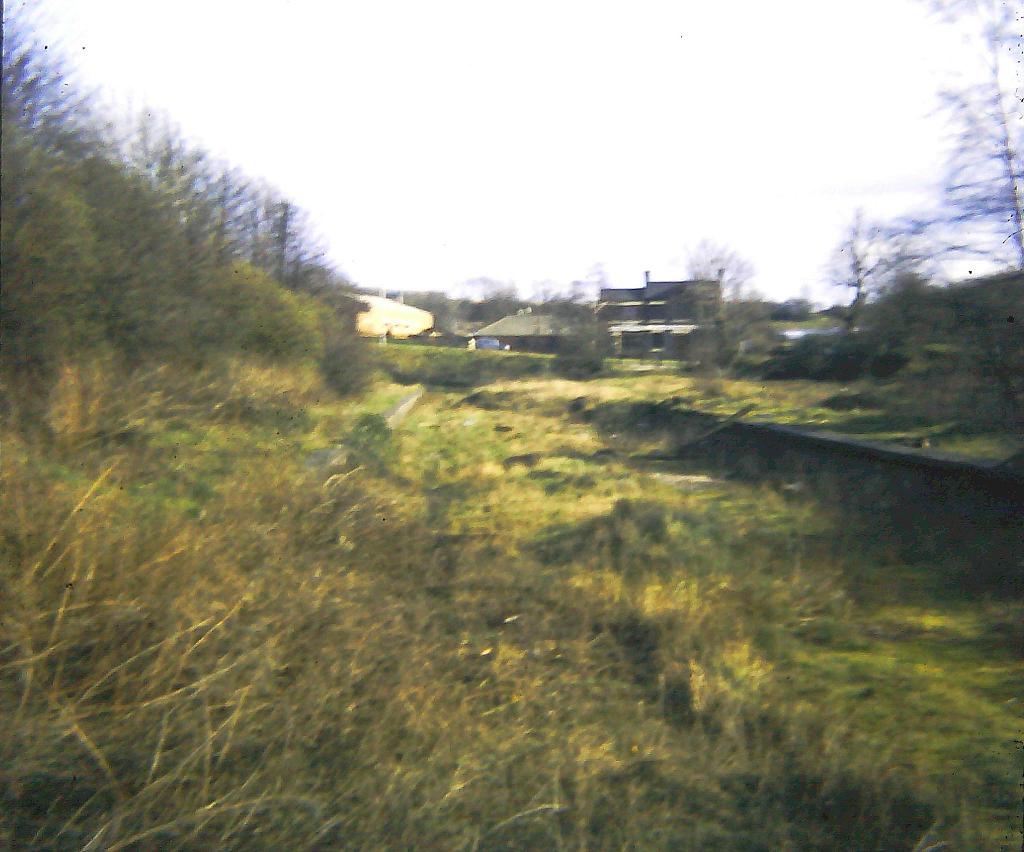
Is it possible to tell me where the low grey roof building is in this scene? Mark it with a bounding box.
[470,311,572,353]
[472,313,573,338]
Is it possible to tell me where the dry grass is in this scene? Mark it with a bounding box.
[2,356,1020,849]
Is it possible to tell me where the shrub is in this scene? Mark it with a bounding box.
[818,390,885,411]
[0,140,103,376]
[552,321,610,379]
[552,349,605,379]
[380,345,548,388]
[316,296,375,396]
[761,334,905,382]
[203,263,324,361]
[319,325,374,396]
[344,413,395,471]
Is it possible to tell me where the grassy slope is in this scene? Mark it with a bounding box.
[4,351,1021,849]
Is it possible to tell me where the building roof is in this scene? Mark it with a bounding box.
[599,279,718,303]
[598,288,646,304]
[472,313,572,337]
[353,294,434,338]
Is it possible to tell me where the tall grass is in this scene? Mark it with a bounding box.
[379,343,550,388]
[2,357,1017,849]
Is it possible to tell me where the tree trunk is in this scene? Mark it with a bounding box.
[992,61,1024,268]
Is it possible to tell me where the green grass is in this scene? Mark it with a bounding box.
[378,341,552,388]
[3,352,1020,849]
[390,372,1022,848]
[381,341,1021,459]
[476,371,1021,461]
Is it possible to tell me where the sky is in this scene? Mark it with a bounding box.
[21,0,1005,303]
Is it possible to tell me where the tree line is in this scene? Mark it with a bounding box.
[649,0,1022,425]
[1,12,371,408]
[765,0,1022,424]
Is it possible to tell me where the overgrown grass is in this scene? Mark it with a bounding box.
[3,355,1020,849]
[379,343,1022,459]
[397,374,1020,847]
[480,370,1022,461]
[378,342,552,388]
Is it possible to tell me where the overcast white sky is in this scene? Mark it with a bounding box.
[25,0,1002,303]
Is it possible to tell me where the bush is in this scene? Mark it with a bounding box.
[861,272,1023,427]
[1,138,103,376]
[818,390,885,411]
[769,299,814,321]
[762,334,906,382]
[319,321,374,397]
[205,263,325,361]
[553,349,605,379]
[552,324,610,379]
[379,345,548,388]
[344,412,395,471]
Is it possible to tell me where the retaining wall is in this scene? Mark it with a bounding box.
[667,409,1024,592]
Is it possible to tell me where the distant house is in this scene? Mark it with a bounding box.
[597,272,721,358]
[471,310,572,353]
[353,294,434,339]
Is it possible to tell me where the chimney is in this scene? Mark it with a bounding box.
[717,267,725,283]
[644,270,650,286]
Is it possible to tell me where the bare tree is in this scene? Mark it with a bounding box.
[568,263,609,304]
[2,7,97,157]
[685,240,766,372]
[831,211,885,331]
[687,239,754,300]
[455,278,526,324]
[911,0,1024,267]
[831,210,935,330]
[455,277,519,301]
